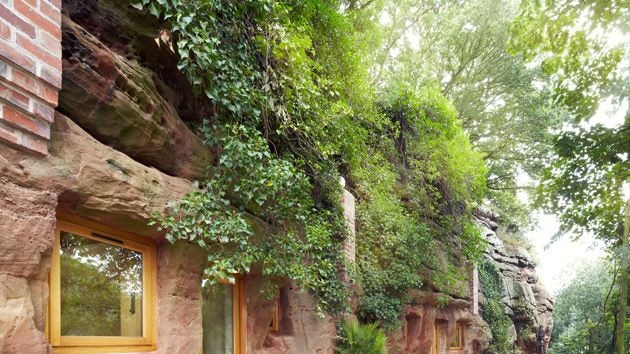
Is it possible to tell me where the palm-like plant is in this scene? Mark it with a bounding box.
[337,320,387,354]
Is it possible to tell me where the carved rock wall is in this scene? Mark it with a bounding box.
[0,0,339,351]
[0,113,205,353]
[477,209,554,354]
[0,1,553,354]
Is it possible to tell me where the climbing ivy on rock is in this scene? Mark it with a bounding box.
[133,0,363,315]
[479,257,514,354]
[355,86,487,329]
[152,122,348,313]
[132,0,489,323]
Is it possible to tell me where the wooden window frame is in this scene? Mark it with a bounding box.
[449,322,463,351]
[201,276,247,354]
[48,213,157,353]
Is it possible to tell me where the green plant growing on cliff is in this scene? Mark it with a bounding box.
[133,0,489,325]
[355,86,487,329]
[152,123,348,313]
[478,257,513,354]
[336,320,387,354]
[133,0,374,315]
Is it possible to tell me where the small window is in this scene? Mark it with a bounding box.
[48,215,157,352]
[202,277,246,354]
[450,322,463,350]
[269,296,280,333]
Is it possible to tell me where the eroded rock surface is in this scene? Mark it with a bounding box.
[0,114,198,353]
[478,209,554,354]
[59,15,213,179]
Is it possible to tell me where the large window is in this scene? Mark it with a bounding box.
[202,277,246,354]
[48,215,157,353]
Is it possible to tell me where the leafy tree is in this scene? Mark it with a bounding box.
[550,260,628,354]
[357,0,566,233]
[534,119,630,353]
[509,0,628,120]
[510,2,629,351]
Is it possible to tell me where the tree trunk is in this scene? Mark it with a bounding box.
[616,198,629,354]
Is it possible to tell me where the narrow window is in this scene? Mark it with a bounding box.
[202,277,246,354]
[48,215,157,352]
[449,322,463,350]
[269,296,280,333]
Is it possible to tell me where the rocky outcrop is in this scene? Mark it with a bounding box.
[388,291,491,354]
[0,113,200,353]
[477,209,554,354]
[247,277,337,354]
[59,15,213,179]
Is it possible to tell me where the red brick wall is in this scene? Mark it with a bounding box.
[468,266,479,315]
[0,0,61,155]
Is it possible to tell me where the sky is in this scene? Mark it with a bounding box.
[525,97,628,296]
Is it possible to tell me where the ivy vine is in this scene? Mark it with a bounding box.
[132,0,489,325]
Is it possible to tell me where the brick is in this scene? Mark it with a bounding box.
[32,100,53,122]
[21,134,47,154]
[0,119,47,155]
[0,119,18,145]
[9,69,58,105]
[36,27,60,57]
[0,39,37,74]
[39,0,60,25]
[2,104,50,138]
[38,63,60,88]
[16,33,60,71]
[42,0,60,10]
[0,18,10,40]
[22,0,37,7]
[0,4,36,38]
[14,0,60,40]
[0,85,30,111]
[11,69,40,94]
[41,84,56,104]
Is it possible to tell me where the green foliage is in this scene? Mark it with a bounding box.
[361,0,566,239]
[132,0,489,326]
[535,123,629,244]
[549,260,628,354]
[509,0,627,120]
[336,321,387,354]
[478,257,514,354]
[355,87,487,329]
[60,256,123,336]
[153,123,348,313]
[131,0,375,315]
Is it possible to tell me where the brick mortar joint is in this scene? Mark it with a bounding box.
[0,52,62,91]
[0,75,58,107]
[0,95,53,125]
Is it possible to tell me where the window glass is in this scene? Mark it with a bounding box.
[450,323,462,349]
[202,280,234,354]
[59,231,143,337]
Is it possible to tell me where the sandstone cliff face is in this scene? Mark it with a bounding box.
[477,210,554,354]
[0,1,338,352]
[0,1,553,353]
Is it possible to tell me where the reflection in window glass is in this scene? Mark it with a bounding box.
[450,323,462,349]
[60,231,143,337]
[202,280,234,354]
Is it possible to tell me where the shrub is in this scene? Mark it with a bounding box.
[336,321,387,354]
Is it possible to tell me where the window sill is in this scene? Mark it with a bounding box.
[53,344,157,353]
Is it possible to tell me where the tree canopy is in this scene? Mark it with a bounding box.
[129,0,629,349]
